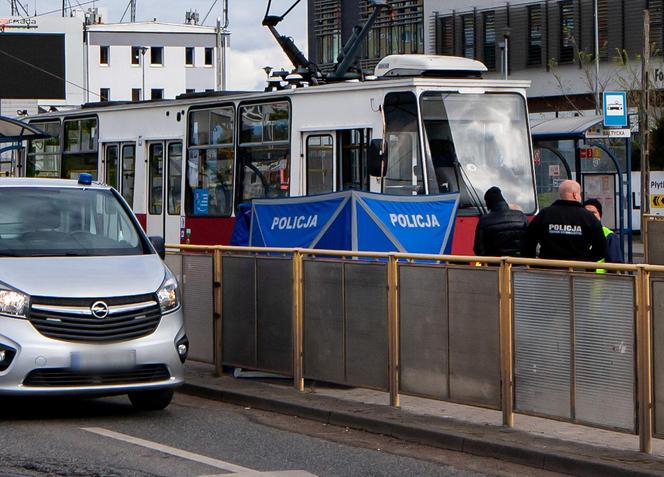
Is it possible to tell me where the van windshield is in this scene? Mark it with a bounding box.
[0,187,148,257]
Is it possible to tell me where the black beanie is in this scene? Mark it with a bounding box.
[484,186,506,211]
[583,198,603,217]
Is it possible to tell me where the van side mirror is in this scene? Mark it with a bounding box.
[368,138,384,177]
[149,236,166,260]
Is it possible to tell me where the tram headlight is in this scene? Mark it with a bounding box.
[157,268,180,314]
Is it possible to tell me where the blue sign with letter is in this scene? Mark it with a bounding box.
[603,91,627,127]
[193,188,209,216]
[238,191,460,254]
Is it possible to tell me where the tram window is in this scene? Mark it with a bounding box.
[27,121,61,178]
[339,129,370,191]
[307,135,334,195]
[186,106,234,217]
[383,92,423,195]
[149,143,163,214]
[62,117,98,180]
[238,101,290,202]
[168,143,182,215]
[105,145,118,189]
[121,144,136,207]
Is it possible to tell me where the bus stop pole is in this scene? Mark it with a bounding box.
[627,137,634,263]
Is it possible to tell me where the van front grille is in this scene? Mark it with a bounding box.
[23,364,170,387]
[29,294,162,343]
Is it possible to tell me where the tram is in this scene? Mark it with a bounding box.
[22,55,537,255]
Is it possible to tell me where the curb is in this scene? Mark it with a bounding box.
[180,382,664,477]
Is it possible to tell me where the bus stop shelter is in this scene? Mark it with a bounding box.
[0,116,49,175]
[531,115,633,262]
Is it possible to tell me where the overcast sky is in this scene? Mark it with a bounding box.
[0,0,308,90]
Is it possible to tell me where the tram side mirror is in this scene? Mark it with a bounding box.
[368,139,384,177]
[149,236,166,260]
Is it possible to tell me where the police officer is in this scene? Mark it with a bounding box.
[523,180,606,262]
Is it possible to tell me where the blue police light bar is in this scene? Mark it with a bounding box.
[78,173,92,186]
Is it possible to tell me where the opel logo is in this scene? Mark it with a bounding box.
[91,301,109,319]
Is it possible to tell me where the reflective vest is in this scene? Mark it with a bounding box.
[595,226,613,274]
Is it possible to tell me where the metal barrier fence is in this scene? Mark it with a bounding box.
[165,245,664,454]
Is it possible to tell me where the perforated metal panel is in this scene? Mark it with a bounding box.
[653,281,664,436]
[647,217,664,265]
[256,258,293,375]
[514,271,572,419]
[448,267,500,408]
[303,260,345,383]
[572,275,636,432]
[345,262,388,390]
[164,253,183,285]
[222,256,256,367]
[399,264,448,400]
[182,254,214,364]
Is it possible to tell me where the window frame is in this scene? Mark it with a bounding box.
[151,88,164,100]
[26,119,62,178]
[150,46,164,66]
[99,88,110,102]
[527,5,543,66]
[99,45,110,65]
[131,46,141,66]
[185,47,194,66]
[204,47,214,66]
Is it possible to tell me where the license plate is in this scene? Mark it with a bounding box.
[71,350,136,371]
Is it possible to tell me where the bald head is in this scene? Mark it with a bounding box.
[559,180,582,202]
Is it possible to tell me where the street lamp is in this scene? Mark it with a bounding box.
[139,47,148,101]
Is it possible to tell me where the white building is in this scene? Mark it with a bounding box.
[86,21,219,103]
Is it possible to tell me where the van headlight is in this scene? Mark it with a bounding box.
[157,268,180,314]
[0,287,28,319]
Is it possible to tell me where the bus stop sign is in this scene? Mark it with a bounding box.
[603,92,627,127]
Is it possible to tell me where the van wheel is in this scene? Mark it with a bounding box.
[128,389,174,411]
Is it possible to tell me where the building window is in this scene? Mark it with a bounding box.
[186,88,195,94]
[100,88,110,102]
[151,89,164,100]
[151,46,164,65]
[483,12,496,70]
[131,46,141,65]
[439,16,454,56]
[528,5,543,66]
[185,47,194,66]
[99,45,109,65]
[204,47,214,66]
[560,1,575,63]
[462,15,475,59]
[132,88,141,102]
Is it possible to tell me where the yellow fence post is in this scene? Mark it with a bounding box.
[293,249,305,392]
[388,254,400,408]
[637,265,654,453]
[499,258,514,427]
[213,248,223,377]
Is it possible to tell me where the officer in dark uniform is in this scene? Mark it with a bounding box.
[523,180,606,262]
[473,186,528,257]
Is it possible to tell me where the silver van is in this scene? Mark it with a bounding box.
[0,176,187,410]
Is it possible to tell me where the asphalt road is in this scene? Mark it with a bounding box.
[0,393,562,477]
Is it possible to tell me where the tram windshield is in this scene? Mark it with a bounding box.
[420,92,536,214]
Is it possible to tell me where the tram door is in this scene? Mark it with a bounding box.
[103,143,137,208]
[146,141,183,243]
[304,132,336,194]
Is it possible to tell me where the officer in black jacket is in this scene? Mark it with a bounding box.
[473,186,528,257]
[523,180,606,262]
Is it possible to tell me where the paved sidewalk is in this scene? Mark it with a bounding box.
[182,361,664,477]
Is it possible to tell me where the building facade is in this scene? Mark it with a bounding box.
[425,0,663,113]
[308,0,425,73]
[86,22,218,103]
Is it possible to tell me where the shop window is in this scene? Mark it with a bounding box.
[186,106,235,217]
[238,101,290,202]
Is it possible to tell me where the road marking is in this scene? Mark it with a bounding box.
[81,427,254,474]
